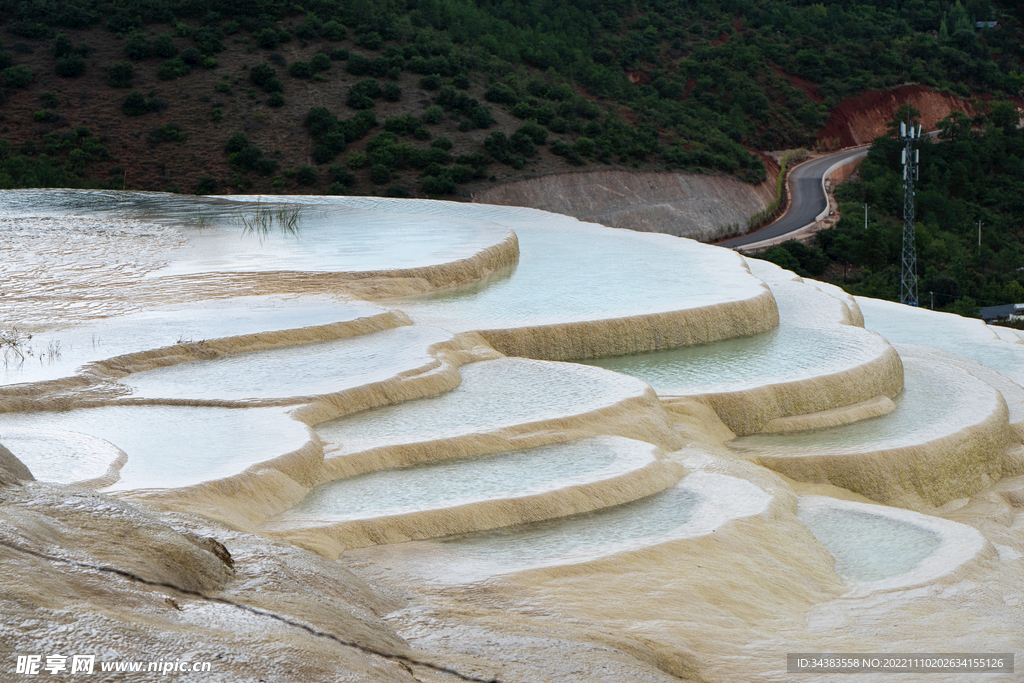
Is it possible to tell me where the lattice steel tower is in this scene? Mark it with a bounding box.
[899,119,920,307]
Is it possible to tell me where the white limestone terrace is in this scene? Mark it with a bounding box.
[314,357,653,459]
[344,472,772,581]
[0,296,390,388]
[246,196,778,359]
[260,437,686,555]
[580,321,891,397]
[0,189,515,276]
[798,496,989,597]
[577,262,900,434]
[153,202,513,277]
[859,296,1024,387]
[0,427,125,488]
[118,324,453,402]
[279,437,659,522]
[0,405,311,491]
[730,346,1009,508]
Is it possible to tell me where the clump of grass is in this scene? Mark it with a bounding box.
[191,209,213,230]
[235,199,303,242]
[1,329,30,367]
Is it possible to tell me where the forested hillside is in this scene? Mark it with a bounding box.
[0,0,1020,197]
[759,104,1024,316]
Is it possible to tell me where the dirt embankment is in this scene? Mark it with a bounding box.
[473,166,779,242]
[817,85,978,147]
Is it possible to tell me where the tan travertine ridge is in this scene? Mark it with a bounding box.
[2,193,1023,682]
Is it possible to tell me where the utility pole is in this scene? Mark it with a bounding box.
[899,113,920,307]
[864,203,869,231]
[978,220,982,248]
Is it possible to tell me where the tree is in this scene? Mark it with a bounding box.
[937,111,974,141]
[886,104,922,138]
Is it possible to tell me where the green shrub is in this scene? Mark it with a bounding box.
[329,165,355,185]
[383,83,401,101]
[267,92,284,107]
[194,177,217,195]
[215,81,231,94]
[55,55,85,78]
[124,33,150,60]
[153,35,178,59]
[254,28,280,49]
[420,74,441,90]
[370,164,392,184]
[310,53,330,73]
[225,131,249,153]
[108,61,134,87]
[484,82,518,104]
[53,33,73,58]
[347,151,367,169]
[39,91,59,108]
[421,105,444,124]
[295,165,318,185]
[2,65,33,88]
[180,48,202,66]
[420,174,456,195]
[33,110,60,123]
[158,58,191,80]
[148,123,187,144]
[250,63,283,92]
[321,21,347,41]
[288,61,313,79]
[122,91,150,116]
[356,31,383,50]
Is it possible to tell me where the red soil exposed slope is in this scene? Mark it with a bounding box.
[817,85,978,147]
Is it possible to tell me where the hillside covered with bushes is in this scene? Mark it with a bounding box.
[0,0,1020,197]
[759,104,1024,316]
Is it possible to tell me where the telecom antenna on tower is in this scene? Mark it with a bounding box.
[899,113,920,307]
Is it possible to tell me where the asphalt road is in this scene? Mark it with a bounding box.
[719,146,870,249]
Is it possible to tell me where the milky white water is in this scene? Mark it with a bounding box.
[432,473,770,571]
[316,358,650,454]
[121,325,451,401]
[580,324,888,395]
[799,506,941,581]
[1,297,386,387]
[286,437,657,520]
[0,406,309,490]
[731,355,1001,453]
[859,297,1024,386]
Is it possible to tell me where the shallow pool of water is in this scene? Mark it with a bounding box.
[0,405,309,490]
[315,358,649,452]
[799,505,942,582]
[859,297,1024,386]
[288,437,655,520]
[441,484,701,564]
[580,324,888,395]
[0,427,123,485]
[122,325,450,400]
[1,296,384,388]
[731,355,1000,453]
[432,472,769,568]
[396,223,765,329]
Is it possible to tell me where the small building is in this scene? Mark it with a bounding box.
[975,21,999,29]
[980,303,1024,323]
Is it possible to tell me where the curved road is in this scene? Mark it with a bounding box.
[720,146,870,249]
